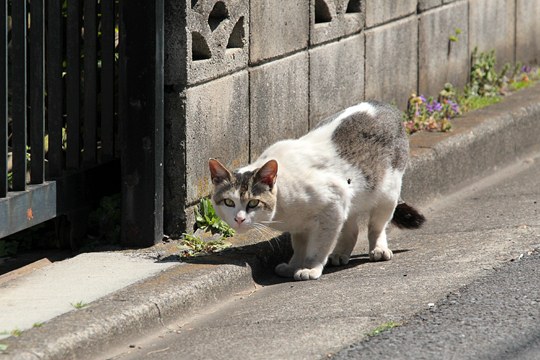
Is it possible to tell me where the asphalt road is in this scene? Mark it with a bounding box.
[106,151,540,360]
[332,249,540,360]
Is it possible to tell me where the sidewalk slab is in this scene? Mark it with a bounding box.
[1,84,540,359]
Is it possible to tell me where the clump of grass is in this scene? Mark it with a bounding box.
[0,329,22,337]
[71,301,88,309]
[366,321,400,337]
[179,198,234,258]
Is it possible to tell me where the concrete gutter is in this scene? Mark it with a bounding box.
[2,85,540,359]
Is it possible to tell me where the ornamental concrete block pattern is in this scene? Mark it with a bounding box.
[418,1,469,95]
[185,71,249,204]
[309,34,364,125]
[165,0,249,88]
[249,53,309,159]
[310,0,364,45]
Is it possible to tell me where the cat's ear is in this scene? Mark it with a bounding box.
[209,158,232,185]
[255,160,278,189]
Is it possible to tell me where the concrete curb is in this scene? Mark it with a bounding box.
[2,85,540,359]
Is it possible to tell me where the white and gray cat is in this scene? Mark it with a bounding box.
[209,101,425,281]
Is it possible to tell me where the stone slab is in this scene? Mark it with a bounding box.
[310,0,364,45]
[309,33,364,126]
[249,0,309,64]
[516,0,540,65]
[365,16,418,109]
[365,0,417,28]
[469,0,515,70]
[418,1,469,96]
[185,71,250,204]
[249,52,309,158]
[418,0,442,11]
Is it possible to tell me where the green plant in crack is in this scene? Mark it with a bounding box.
[194,198,235,237]
[179,198,234,257]
[366,321,400,337]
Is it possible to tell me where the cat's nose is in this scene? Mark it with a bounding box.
[234,216,245,224]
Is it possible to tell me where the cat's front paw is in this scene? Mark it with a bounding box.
[275,263,296,278]
[329,253,350,266]
[369,247,393,261]
[294,267,323,281]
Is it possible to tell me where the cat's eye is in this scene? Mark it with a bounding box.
[223,199,235,207]
[247,199,260,209]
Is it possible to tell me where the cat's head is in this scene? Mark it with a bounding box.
[208,158,278,233]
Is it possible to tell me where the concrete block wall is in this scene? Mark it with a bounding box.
[164,0,540,235]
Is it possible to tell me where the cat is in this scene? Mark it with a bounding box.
[209,101,425,281]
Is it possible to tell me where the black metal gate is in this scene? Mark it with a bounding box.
[1,0,163,247]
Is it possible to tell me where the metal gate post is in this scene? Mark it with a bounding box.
[119,0,164,246]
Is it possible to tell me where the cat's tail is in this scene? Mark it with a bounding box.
[391,202,426,229]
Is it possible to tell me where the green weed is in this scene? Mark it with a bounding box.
[194,198,235,237]
[71,301,88,309]
[179,232,231,258]
[366,321,400,337]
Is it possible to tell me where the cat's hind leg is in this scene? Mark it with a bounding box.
[368,198,397,261]
[275,232,307,278]
[329,214,360,266]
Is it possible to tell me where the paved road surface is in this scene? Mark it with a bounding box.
[105,151,540,360]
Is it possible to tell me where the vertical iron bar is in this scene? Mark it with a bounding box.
[30,0,45,184]
[11,0,27,191]
[83,0,97,165]
[119,0,164,246]
[66,0,80,169]
[0,0,7,197]
[46,0,64,178]
[100,0,115,161]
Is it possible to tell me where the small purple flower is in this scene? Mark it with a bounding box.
[426,100,442,114]
[420,95,427,103]
[522,65,532,74]
[447,100,460,114]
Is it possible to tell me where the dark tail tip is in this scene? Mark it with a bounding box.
[392,203,426,229]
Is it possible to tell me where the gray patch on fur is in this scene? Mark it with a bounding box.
[331,101,408,190]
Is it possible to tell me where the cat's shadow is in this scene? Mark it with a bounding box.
[170,234,410,286]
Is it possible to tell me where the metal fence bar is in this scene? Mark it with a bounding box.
[0,0,7,197]
[66,0,81,170]
[100,0,115,161]
[46,0,64,179]
[83,0,97,165]
[11,0,27,191]
[29,0,45,184]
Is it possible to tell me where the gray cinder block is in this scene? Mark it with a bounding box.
[184,71,250,204]
[165,0,249,88]
[250,0,309,64]
[310,0,364,45]
[469,0,515,70]
[249,52,309,159]
[418,1,469,96]
[516,0,540,65]
[365,0,417,28]
[418,0,443,12]
[309,34,364,125]
[365,16,418,109]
